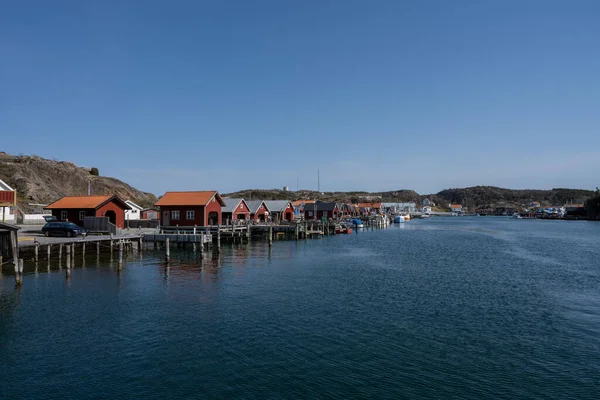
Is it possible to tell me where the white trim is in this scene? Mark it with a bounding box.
[0,178,14,192]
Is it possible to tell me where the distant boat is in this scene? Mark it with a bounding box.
[394,215,406,223]
[351,218,364,228]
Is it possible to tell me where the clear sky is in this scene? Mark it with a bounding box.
[1,0,599,196]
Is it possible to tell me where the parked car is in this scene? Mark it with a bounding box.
[41,222,89,237]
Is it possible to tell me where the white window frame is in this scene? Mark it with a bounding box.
[186,210,195,220]
[61,210,68,221]
[79,211,86,220]
[171,210,180,220]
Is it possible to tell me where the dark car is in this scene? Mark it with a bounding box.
[42,222,89,237]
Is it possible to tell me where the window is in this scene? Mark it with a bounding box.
[79,211,86,220]
[61,211,68,221]
[186,210,195,220]
[171,210,180,220]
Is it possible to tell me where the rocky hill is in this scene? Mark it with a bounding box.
[0,152,157,212]
[223,189,421,203]
[226,186,596,210]
[428,186,596,209]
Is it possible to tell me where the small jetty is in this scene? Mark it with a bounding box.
[4,216,392,286]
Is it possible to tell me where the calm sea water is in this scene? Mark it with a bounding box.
[1,218,600,399]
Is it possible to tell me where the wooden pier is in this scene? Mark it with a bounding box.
[4,216,393,286]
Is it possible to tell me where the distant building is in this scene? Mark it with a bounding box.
[304,201,339,220]
[141,208,159,220]
[0,179,16,222]
[125,200,143,221]
[263,200,295,222]
[222,198,251,223]
[450,204,463,213]
[246,200,269,222]
[382,202,416,213]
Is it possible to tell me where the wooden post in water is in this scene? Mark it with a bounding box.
[118,240,124,268]
[268,226,273,246]
[65,252,71,278]
[96,241,100,255]
[82,242,86,259]
[200,233,204,254]
[59,243,63,259]
[14,260,21,286]
[165,237,170,261]
[34,242,39,261]
[65,245,71,275]
[217,226,221,252]
[295,224,299,240]
[47,245,51,260]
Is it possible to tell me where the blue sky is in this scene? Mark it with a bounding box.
[1,0,599,195]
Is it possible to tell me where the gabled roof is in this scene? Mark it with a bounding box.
[263,200,293,212]
[156,191,226,207]
[357,202,382,208]
[0,221,20,231]
[125,200,143,211]
[222,198,250,213]
[451,204,462,209]
[245,200,268,213]
[308,201,338,212]
[0,179,14,191]
[45,195,130,210]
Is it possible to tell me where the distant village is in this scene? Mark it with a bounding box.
[0,176,594,230]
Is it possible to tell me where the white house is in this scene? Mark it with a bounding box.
[124,200,143,221]
[450,204,463,214]
[0,179,16,222]
[422,206,432,214]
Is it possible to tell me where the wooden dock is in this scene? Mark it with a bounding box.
[4,216,393,286]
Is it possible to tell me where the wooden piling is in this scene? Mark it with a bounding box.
[200,233,205,253]
[82,242,86,259]
[165,237,170,261]
[14,259,22,286]
[47,245,51,260]
[217,226,221,252]
[118,240,124,268]
[34,242,39,261]
[268,226,273,246]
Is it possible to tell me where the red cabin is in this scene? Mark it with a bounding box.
[44,195,130,228]
[222,198,251,224]
[156,191,225,227]
[141,208,160,220]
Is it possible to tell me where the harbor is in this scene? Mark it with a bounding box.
[2,217,600,399]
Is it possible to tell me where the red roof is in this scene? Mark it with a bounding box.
[45,195,128,210]
[357,202,382,208]
[451,204,462,209]
[156,191,225,207]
